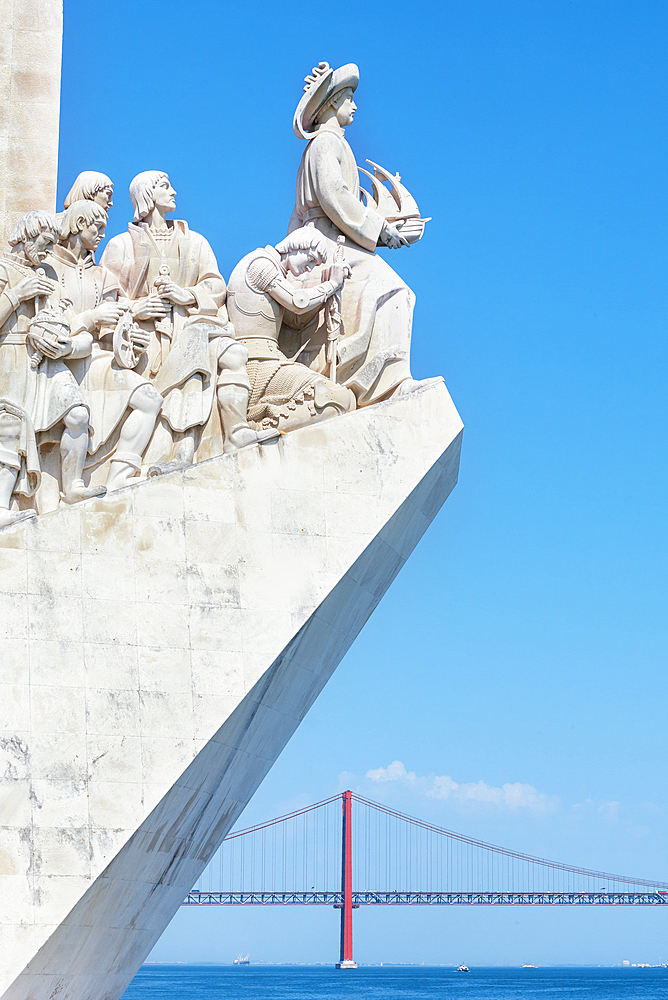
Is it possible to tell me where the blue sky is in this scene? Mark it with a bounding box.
[59,0,668,967]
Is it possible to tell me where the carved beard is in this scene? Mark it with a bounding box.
[24,242,41,267]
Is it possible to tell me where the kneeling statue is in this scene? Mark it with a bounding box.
[226,228,355,432]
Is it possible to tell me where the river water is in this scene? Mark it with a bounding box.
[125,964,668,999]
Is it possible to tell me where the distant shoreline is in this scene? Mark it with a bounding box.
[140,963,666,969]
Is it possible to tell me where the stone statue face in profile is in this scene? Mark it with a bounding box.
[150,176,177,217]
[318,86,357,129]
[285,247,322,277]
[24,229,56,265]
[62,208,107,257]
[10,210,59,266]
[63,171,114,212]
[129,171,177,226]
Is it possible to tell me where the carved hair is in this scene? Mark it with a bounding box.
[60,200,107,240]
[275,228,328,264]
[129,171,168,223]
[63,171,113,209]
[8,210,60,247]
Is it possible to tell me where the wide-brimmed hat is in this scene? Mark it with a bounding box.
[293,62,359,140]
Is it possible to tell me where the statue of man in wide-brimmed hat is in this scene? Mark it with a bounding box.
[284,61,437,406]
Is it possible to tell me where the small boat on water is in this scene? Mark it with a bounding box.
[457,965,469,972]
[233,954,250,966]
[522,964,537,969]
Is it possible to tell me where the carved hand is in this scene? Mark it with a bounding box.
[155,281,196,307]
[330,262,347,289]
[32,333,72,359]
[379,221,409,250]
[132,295,170,320]
[130,326,151,350]
[15,274,56,302]
[329,261,344,288]
[92,302,125,328]
[396,218,425,244]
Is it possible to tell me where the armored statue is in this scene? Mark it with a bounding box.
[101,171,274,470]
[226,228,355,431]
[285,62,436,406]
[48,200,163,491]
[0,210,105,507]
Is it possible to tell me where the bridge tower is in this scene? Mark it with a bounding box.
[336,791,357,969]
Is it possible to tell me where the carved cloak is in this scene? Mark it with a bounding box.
[285,121,414,404]
[46,244,151,457]
[0,256,88,435]
[101,221,230,433]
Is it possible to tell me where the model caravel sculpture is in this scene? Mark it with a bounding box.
[0,56,463,1000]
[359,159,432,242]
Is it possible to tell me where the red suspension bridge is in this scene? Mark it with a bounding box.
[183,790,668,967]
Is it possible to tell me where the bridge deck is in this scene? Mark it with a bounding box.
[184,890,668,906]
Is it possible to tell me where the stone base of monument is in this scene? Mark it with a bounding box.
[0,380,462,1000]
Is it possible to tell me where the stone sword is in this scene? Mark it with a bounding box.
[326,234,346,383]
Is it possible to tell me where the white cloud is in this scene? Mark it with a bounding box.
[572,798,621,824]
[598,800,620,824]
[364,760,558,813]
[366,761,416,783]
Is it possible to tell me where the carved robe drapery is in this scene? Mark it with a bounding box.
[46,244,152,458]
[0,255,90,435]
[285,120,415,404]
[0,399,40,497]
[101,221,232,433]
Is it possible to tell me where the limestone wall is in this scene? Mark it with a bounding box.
[0,0,62,247]
[0,383,462,1000]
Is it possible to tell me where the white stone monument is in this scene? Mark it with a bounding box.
[0,26,464,999]
[0,0,62,249]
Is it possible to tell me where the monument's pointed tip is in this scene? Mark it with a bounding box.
[0,385,461,999]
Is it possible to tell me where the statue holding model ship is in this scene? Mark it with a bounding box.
[282,61,435,406]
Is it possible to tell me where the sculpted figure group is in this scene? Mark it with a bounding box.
[0,62,435,526]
